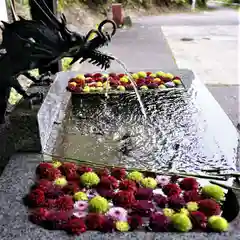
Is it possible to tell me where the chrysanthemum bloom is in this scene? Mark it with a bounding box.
[119,179,137,192]
[183,190,201,202]
[198,199,221,217]
[65,172,80,181]
[156,175,170,187]
[112,191,136,208]
[63,217,87,235]
[77,165,93,176]
[28,208,49,225]
[96,187,115,200]
[55,195,74,211]
[86,189,98,199]
[127,214,143,230]
[44,185,64,199]
[135,188,153,200]
[45,211,71,230]
[132,200,154,217]
[100,216,115,233]
[179,178,199,191]
[149,212,170,232]
[74,191,88,201]
[162,183,181,197]
[80,172,100,188]
[111,167,126,180]
[36,163,61,181]
[163,208,175,218]
[88,196,109,214]
[59,162,77,176]
[96,168,110,177]
[170,175,180,183]
[85,213,105,230]
[53,177,68,187]
[107,207,128,221]
[62,181,80,195]
[168,195,185,211]
[98,176,119,189]
[74,201,88,212]
[171,213,192,232]
[26,189,45,207]
[190,211,207,229]
[33,179,53,192]
[115,221,130,232]
[153,194,168,208]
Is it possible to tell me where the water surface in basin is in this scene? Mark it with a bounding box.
[56,88,236,173]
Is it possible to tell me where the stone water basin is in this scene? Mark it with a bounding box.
[51,69,238,175]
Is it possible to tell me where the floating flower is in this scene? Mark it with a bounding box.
[141,177,157,189]
[89,196,109,213]
[153,188,165,195]
[198,199,221,217]
[77,166,93,176]
[149,212,170,232]
[170,175,180,183]
[29,208,49,225]
[44,186,64,199]
[153,194,168,208]
[52,160,62,168]
[171,213,192,232]
[168,195,185,211]
[59,162,77,176]
[119,179,137,192]
[96,187,115,200]
[80,172,100,188]
[113,191,136,208]
[74,191,88,201]
[179,178,199,191]
[207,216,229,232]
[190,211,207,229]
[25,189,45,207]
[201,184,225,202]
[33,179,53,192]
[132,200,154,217]
[96,168,110,177]
[36,163,61,181]
[162,183,181,197]
[115,221,130,232]
[98,176,119,189]
[62,181,80,195]
[65,172,80,181]
[163,208,175,218]
[45,211,71,230]
[55,195,74,211]
[135,188,153,200]
[186,201,199,212]
[127,214,143,230]
[74,201,88,211]
[111,167,126,180]
[86,189,98,199]
[183,190,201,202]
[179,208,189,216]
[73,211,88,219]
[127,171,143,182]
[85,213,105,230]
[63,217,87,235]
[100,217,115,233]
[107,207,128,221]
[156,175,170,187]
[54,177,68,187]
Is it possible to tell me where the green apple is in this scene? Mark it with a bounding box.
[138,71,147,78]
[117,85,126,91]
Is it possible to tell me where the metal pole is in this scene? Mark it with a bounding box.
[29,0,62,74]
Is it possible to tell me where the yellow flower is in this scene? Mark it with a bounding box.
[54,177,67,187]
[116,221,130,232]
[52,160,62,168]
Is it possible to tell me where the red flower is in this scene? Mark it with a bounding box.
[96,187,115,200]
[179,178,199,191]
[111,167,126,180]
[63,217,87,235]
[190,211,207,229]
[100,217,115,233]
[149,212,170,232]
[132,200,154,217]
[183,190,201,202]
[36,163,61,180]
[170,175,180,183]
[59,162,77,175]
[135,188,153,200]
[44,186,64,199]
[66,172,80,181]
[153,194,168,208]
[162,183,181,197]
[33,179,53,192]
[113,190,136,208]
[29,208,49,225]
[85,213,105,230]
[96,168,110,177]
[119,179,137,192]
[55,195,74,211]
[44,199,57,208]
[26,189,45,207]
[127,214,143,230]
[45,211,71,230]
[98,176,119,189]
[62,182,80,195]
[168,195,185,210]
[198,199,221,217]
[77,165,93,175]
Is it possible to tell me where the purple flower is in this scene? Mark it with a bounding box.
[156,175,170,187]
[74,201,88,211]
[86,189,98,199]
[106,207,128,221]
[73,211,88,219]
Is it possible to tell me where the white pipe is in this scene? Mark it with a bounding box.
[0,0,9,22]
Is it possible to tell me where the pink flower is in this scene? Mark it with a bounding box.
[73,211,88,219]
[106,207,128,221]
[74,201,88,211]
[156,175,170,187]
